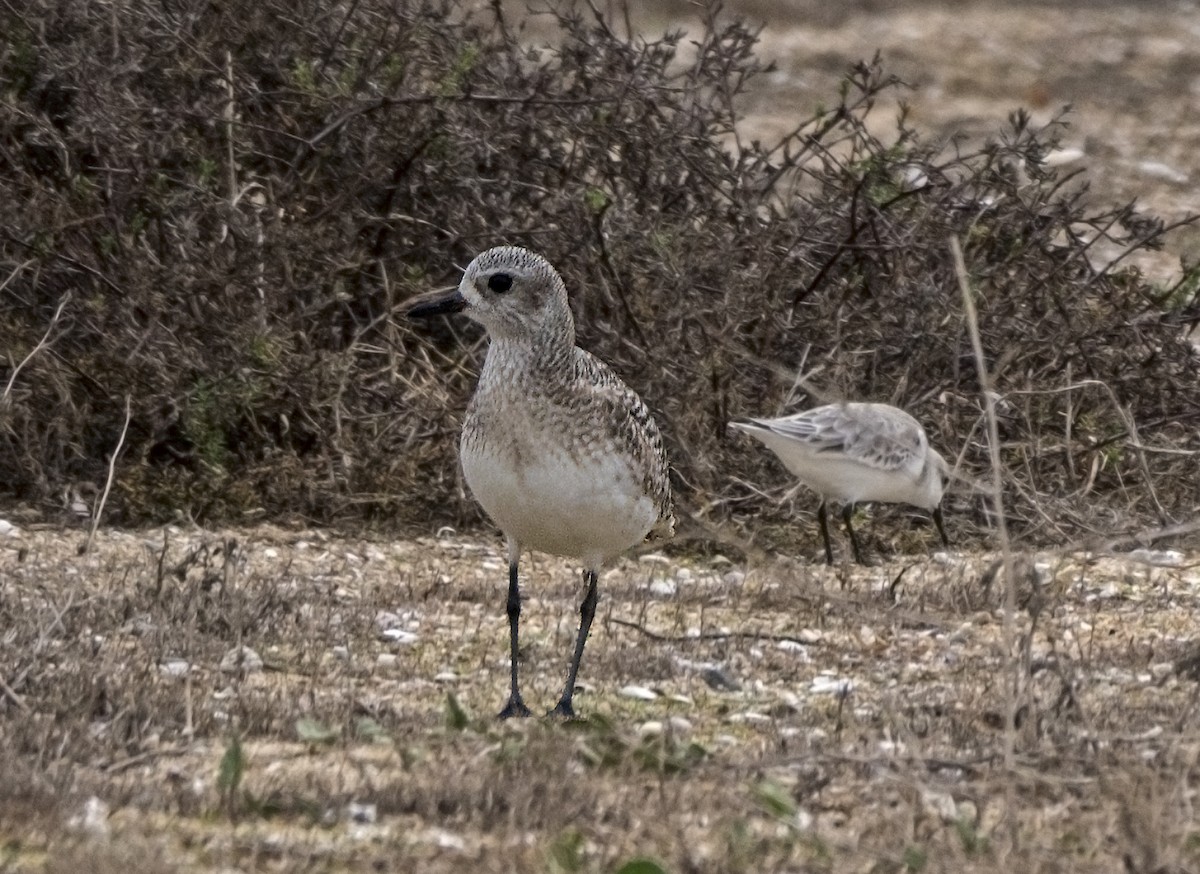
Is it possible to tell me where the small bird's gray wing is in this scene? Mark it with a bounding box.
[757,405,927,475]
[571,349,676,539]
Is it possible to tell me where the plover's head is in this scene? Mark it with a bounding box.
[406,246,574,343]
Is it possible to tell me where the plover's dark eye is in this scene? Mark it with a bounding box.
[487,273,513,293]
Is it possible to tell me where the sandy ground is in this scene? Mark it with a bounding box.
[1,524,1199,872]
[643,0,1200,288]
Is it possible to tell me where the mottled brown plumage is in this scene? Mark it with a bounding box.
[406,246,674,718]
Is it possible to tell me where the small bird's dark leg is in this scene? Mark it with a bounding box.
[932,504,950,547]
[841,503,865,565]
[498,559,532,719]
[550,568,598,718]
[817,500,835,566]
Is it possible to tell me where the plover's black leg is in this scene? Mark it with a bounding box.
[549,569,598,719]
[498,560,532,719]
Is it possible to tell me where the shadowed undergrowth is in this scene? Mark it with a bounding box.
[0,0,1197,553]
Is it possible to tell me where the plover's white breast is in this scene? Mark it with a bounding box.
[462,422,659,568]
[463,343,671,568]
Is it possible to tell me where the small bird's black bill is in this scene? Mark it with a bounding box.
[405,287,466,319]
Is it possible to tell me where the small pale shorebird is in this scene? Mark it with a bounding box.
[406,246,674,718]
[730,402,950,565]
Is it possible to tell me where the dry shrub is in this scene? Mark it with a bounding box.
[0,0,1196,548]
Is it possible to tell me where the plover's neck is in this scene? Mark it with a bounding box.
[483,329,575,381]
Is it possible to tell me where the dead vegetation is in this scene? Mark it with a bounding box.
[0,0,1197,554]
[1,527,1199,872]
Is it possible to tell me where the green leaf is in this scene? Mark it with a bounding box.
[751,779,796,819]
[354,717,390,742]
[444,691,470,731]
[548,827,585,872]
[216,734,244,797]
[295,717,337,744]
[903,845,928,872]
[615,860,669,874]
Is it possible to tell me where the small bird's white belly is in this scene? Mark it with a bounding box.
[760,434,922,506]
[462,438,657,566]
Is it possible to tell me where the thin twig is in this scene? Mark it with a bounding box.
[2,291,70,404]
[951,235,1017,777]
[0,674,29,713]
[610,617,825,648]
[85,394,132,554]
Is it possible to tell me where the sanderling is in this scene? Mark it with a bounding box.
[406,246,674,718]
[730,402,949,565]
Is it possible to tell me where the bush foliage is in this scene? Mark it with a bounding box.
[1,0,1197,549]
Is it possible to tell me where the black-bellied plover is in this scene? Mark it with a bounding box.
[406,246,675,718]
[731,402,949,565]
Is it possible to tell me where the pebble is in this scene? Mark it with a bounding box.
[1126,548,1184,567]
[159,658,191,678]
[0,519,18,537]
[219,645,264,674]
[648,579,677,597]
[667,716,693,733]
[1044,147,1085,166]
[701,667,741,691]
[346,802,377,824]
[375,611,402,630]
[810,675,854,695]
[900,163,928,190]
[920,788,959,824]
[376,653,398,668]
[776,640,808,656]
[67,796,110,837]
[728,711,771,724]
[618,685,658,701]
[426,828,466,851]
[1138,160,1188,184]
[380,629,418,645]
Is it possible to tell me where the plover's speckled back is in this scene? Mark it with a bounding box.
[407,246,674,718]
[731,402,949,565]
